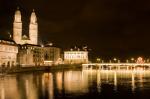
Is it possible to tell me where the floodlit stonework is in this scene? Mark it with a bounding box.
[64,50,88,64]
[17,44,61,66]
[17,44,44,66]
[43,46,62,65]
[13,8,38,45]
[0,39,18,67]
[12,8,62,66]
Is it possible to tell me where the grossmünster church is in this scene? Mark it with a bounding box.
[13,7,38,45]
[13,7,61,66]
[0,7,61,67]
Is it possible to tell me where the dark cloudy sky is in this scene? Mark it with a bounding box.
[1,0,150,59]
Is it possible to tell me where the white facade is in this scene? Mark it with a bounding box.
[64,51,88,64]
[29,10,38,45]
[13,8,38,45]
[0,40,18,67]
[13,8,22,44]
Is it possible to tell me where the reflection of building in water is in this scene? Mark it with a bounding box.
[63,71,89,93]
[64,50,88,64]
[25,79,38,99]
[0,76,21,99]
[0,85,5,99]
[56,72,63,93]
[131,72,135,92]
[97,71,101,93]
[139,72,143,88]
[42,73,54,99]
[16,73,54,99]
[64,71,82,93]
[95,70,147,92]
[0,73,54,99]
[0,39,18,67]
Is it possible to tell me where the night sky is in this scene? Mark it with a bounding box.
[1,0,150,59]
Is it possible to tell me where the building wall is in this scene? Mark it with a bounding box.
[0,40,18,67]
[17,45,44,66]
[17,45,61,66]
[13,9,38,45]
[64,51,88,64]
[13,8,22,44]
[43,47,61,65]
[29,23,38,45]
[13,21,22,44]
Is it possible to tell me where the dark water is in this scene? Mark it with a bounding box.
[1,70,150,99]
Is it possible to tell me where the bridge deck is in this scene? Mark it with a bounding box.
[82,63,150,66]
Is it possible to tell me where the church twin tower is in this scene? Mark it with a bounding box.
[13,8,38,45]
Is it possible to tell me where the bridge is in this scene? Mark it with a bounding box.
[82,63,150,66]
[82,63,150,70]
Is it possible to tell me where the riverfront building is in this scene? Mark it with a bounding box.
[12,8,61,66]
[17,44,61,66]
[64,50,88,64]
[0,7,62,67]
[13,7,42,66]
[0,39,18,67]
[43,45,62,65]
[17,44,44,66]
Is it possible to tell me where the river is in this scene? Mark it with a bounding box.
[1,69,150,99]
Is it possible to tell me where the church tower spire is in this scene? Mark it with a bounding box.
[29,9,38,45]
[13,7,22,44]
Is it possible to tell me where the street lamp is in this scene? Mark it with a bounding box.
[126,59,129,63]
[109,60,112,63]
[113,58,117,63]
[146,59,149,63]
[96,58,101,63]
[131,58,134,63]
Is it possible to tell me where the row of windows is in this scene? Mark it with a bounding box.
[64,55,88,59]
[65,52,87,55]
[20,46,41,50]
[0,45,18,52]
[0,56,16,59]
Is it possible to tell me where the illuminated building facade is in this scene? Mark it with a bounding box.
[17,44,44,66]
[12,7,62,66]
[0,39,18,67]
[64,50,88,64]
[136,57,144,64]
[1,7,62,67]
[43,46,61,65]
[13,8,38,45]
[17,44,61,66]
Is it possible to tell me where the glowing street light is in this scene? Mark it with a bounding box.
[146,59,149,63]
[118,60,120,63]
[113,58,117,62]
[126,59,129,63]
[131,58,134,63]
[109,60,112,63]
[96,58,101,63]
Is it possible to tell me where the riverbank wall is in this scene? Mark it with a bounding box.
[0,64,82,74]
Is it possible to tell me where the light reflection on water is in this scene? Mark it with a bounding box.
[1,70,150,99]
